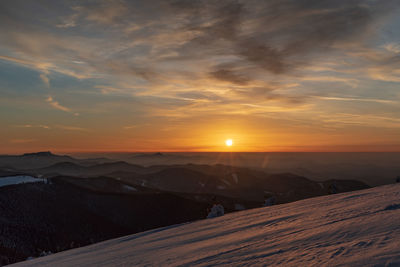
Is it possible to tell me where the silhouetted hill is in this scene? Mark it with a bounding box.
[87,161,145,175]
[33,162,87,177]
[0,169,28,177]
[29,161,145,178]
[22,151,57,157]
[132,152,164,158]
[0,152,110,170]
[24,160,371,203]
[52,176,156,195]
[108,166,369,203]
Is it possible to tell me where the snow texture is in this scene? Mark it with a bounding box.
[0,176,46,188]
[12,184,400,267]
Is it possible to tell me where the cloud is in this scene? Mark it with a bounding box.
[315,96,397,104]
[209,68,250,85]
[123,125,138,130]
[368,67,400,82]
[15,124,50,129]
[46,96,78,115]
[171,0,396,74]
[9,139,36,144]
[79,0,129,25]
[320,113,400,128]
[0,54,89,81]
[39,73,50,87]
[56,13,78,28]
[55,125,88,131]
[382,43,400,54]
[1,0,395,88]
[301,76,359,88]
[1,0,400,130]
[14,124,86,131]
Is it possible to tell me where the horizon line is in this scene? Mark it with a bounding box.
[2,150,400,156]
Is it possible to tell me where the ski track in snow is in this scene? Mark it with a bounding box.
[12,184,400,267]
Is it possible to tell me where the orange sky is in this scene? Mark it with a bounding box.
[1,1,400,153]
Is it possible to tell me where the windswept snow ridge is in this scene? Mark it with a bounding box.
[13,184,400,267]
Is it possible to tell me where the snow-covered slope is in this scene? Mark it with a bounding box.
[13,184,400,266]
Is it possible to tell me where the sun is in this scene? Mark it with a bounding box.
[225,139,233,146]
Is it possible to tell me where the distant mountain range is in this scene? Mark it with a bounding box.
[0,151,111,170]
[0,152,371,265]
[0,152,370,206]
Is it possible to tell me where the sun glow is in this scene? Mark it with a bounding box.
[225,139,233,146]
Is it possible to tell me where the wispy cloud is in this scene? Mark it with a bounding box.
[123,125,138,130]
[46,96,79,116]
[9,139,36,144]
[14,124,50,129]
[320,113,400,128]
[382,43,400,54]
[46,96,70,112]
[301,76,359,88]
[315,96,397,104]
[368,67,400,83]
[39,73,50,87]
[14,124,87,132]
[55,125,88,131]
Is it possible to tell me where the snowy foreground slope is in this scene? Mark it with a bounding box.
[13,184,400,267]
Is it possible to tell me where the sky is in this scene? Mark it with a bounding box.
[1,0,400,153]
